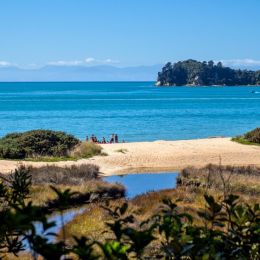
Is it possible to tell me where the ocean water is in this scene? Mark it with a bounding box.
[0,82,260,142]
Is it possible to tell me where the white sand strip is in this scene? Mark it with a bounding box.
[1,138,260,175]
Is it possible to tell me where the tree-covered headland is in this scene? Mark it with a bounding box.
[157,59,260,86]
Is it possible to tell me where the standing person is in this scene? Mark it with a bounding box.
[112,134,115,143]
[110,134,114,143]
[102,137,106,144]
[86,136,89,142]
[115,134,118,143]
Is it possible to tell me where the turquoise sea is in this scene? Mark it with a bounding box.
[0,82,260,142]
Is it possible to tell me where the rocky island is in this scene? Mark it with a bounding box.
[156,59,260,86]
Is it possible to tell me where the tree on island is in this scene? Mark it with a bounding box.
[157,59,260,86]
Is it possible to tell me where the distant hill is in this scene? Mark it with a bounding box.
[157,59,260,86]
[0,65,161,82]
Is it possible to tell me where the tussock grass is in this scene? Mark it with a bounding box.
[179,164,260,198]
[27,142,104,161]
[70,142,103,158]
[63,204,108,242]
[61,199,126,243]
[29,164,100,185]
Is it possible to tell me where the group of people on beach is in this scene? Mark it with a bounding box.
[86,134,124,144]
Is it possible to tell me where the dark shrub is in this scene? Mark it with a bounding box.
[0,130,80,159]
[244,127,260,144]
[0,137,26,159]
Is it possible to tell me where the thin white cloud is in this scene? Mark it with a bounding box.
[0,60,12,67]
[47,57,120,66]
[0,57,120,68]
[85,57,120,65]
[220,59,260,67]
[85,57,96,64]
[47,60,84,66]
[104,58,119,64]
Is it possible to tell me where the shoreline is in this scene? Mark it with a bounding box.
[1,137,260,175]
[155,83,260,87]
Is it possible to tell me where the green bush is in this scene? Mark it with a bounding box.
[70,141,103,158]
[244,127,260,144]
[0,130,80,159]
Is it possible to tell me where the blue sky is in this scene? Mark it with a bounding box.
[0,0,260,68]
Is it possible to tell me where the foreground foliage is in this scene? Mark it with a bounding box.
[0,167,259,259]
[0,165,125,208]
[0,130,80,159]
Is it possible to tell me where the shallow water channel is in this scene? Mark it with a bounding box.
[104,172,178,199]
[27,172,178,246]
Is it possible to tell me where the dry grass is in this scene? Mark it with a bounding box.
[0,164,124,207]
[4,253,43,260]
[61,187,205,242]
[179,164,260,198]
[30,164,100,185]
[62,179,260,244]
[62,164,260,243]
[29,180,125,207]
[0,164,100,186]
[70,142,103,159]
[60,199,129,245]
[63,204,109,242]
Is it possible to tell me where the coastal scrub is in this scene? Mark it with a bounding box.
[0,130,80,159]
[232,127,260,146]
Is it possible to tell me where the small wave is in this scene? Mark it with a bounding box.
[1,97,260,102]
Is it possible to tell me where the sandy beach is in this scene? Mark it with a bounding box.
[0,137,260,175]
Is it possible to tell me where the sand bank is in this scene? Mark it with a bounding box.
[1,138,260,175]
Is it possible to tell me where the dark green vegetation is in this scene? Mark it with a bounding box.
[1,165,259,259]
[244,128,260,144]
[0,130,103,160]
[0,130,79,159]
[157,59,260,86]
[233,127,260,146]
